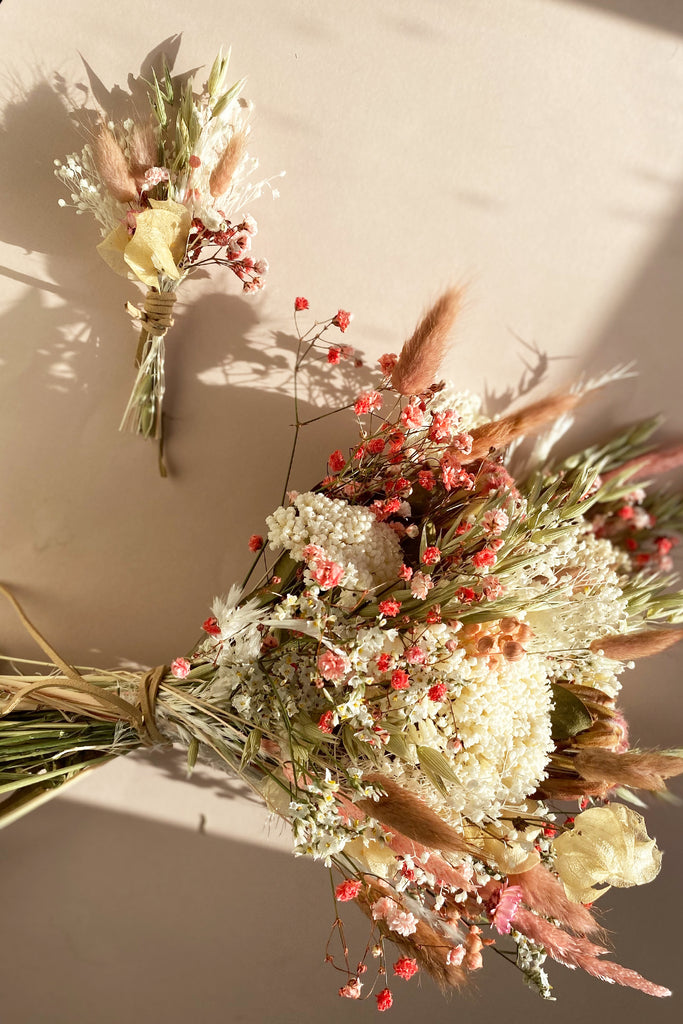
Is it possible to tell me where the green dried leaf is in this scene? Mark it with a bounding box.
[549,684,592,740]
[417,745,460,784]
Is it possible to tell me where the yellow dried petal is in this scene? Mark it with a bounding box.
[552,804,662,903]
[96,199,192,289]
[96,223,131,279]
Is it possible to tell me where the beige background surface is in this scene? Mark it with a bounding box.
[1,0,683,1021]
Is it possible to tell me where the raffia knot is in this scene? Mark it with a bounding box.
[137,664,171,747]
[126,289,177,338]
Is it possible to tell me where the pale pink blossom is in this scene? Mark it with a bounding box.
[410,570,434,599]
[339,979,363,999]
[446,945,465,966]
[400,400,425,430]
[482,508,509,535]
[318,650,349,681]
[171,657,191,679]
[491,884,523,935]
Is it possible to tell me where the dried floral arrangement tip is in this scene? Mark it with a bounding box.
[55,50,282,475]
[3,291,683,1010]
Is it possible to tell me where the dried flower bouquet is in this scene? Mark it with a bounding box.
[2,291,683,1010]
[55,51,278,474]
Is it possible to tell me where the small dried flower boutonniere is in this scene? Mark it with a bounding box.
[55,50,281,474]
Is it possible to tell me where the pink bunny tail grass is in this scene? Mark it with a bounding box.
[467,392,582,462]
[590,628,683,660]
[604,441,683,484]
[127,122,158,179]
[507,864,601,936]
[209,129,247,198]
[387,832,477,893]
[573,748,683,793]
[514,908,671,997]
[391,287,464,396]
[93,126,138,203]
[358,774,479,857]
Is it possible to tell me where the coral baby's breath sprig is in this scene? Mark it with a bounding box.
[3,291,683,1010]
[55,50,281,475]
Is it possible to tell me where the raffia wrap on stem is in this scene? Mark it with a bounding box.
[0,584,169,748]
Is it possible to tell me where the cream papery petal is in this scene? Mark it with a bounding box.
[124,209,187,287]
[552,804,662,904]
[147,198,193,264]
[96,222,132,279]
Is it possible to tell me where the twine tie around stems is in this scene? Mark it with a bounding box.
[0,584,169,748]
[127,289,177,365]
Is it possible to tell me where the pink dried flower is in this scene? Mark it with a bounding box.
[376,988,393,1011]
[440,452,474,492]
[294,296,309,311]
[451,431,473,455]
[393,957,419,980]
[327,347,342,364]
[472,547,497,569]
[410,571,434,599]
[367,437,386,455]
[310,559,344,589]
[482,509,509,535]
[335,879,362,902]
[329,449,346,472]
[354,390,383,416]
[429,410,457,443]
[421,546,441,565]
[202,616,222,636]
[339,979,363,999]
[418,469,436,491]
[426,606,442,624]
[391,669,410,691]
[379,599,402,617]
[376,653,394,672]
[171,657,191,679]
[482,575,504,600]
[189,154,201,169]
[491,885,523,934]
[318,650,349,681]
[405,645,426,665]
[318,710,335,733]
[400,400,425,430]
[378,353,398,375]
[398,564,414,581]
[333,309,353,332]
[428,682,448,702]
[446,945,465,967]
[248,534,264,552]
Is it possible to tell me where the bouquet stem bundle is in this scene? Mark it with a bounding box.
[3,293,683,1009]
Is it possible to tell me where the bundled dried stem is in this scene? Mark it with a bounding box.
[466,392,582,462]
[391,288,463,396]
[590,628,683,660]
[93,126,138,203]
[209,129,247,197]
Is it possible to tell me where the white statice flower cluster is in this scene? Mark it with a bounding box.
[266,491,403,590]
[55,145,123,235]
